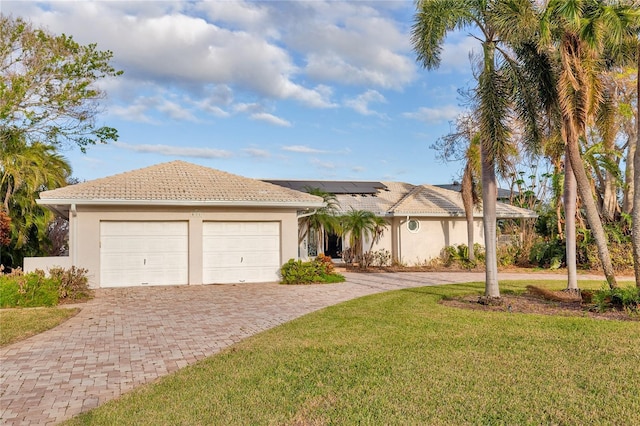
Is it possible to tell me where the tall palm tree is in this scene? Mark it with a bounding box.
[539,0,638,289]
[497,0,639,289]
[630,35,640,288]
[412,0,516,298]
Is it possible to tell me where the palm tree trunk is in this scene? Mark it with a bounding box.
[601,170,618,222]
[481,143,499,298]
[565,118,618,289]
[461,163,475,262]
[623,141,635,214]
[3,181,12,213]
[564,146,578,291]
[633,47,640,289]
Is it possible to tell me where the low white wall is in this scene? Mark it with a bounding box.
[23,256,72,274]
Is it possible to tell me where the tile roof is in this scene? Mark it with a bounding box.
[329,181,536,219]
[38,161,323,207]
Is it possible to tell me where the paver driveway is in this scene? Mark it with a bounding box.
[1,271,608,425]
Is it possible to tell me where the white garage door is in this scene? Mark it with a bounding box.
[203,221,280,284]
[100,221,189,287]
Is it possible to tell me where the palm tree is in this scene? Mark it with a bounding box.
[368,215,389,253]
[298,187,340,257]
[630,36,640,288]
[1,129,71,213]
[412,0,516,298]
[539,0,639,289]
[1,128,71,256]
[497,0,639,290]
[434,114,482,262]
[341,209,387,262]
[461,133,482,262]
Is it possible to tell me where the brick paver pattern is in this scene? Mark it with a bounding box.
[0,271,608,425]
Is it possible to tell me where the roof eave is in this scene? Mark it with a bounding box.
[36,198,325,209]
[390,211,538,219]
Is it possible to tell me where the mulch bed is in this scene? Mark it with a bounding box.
[441,287,638,321]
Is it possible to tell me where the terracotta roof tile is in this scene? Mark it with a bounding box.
[39,161,323,206]
[332,181,536,219]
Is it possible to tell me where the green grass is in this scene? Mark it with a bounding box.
[0,307,79,346]
[66,280,640,425]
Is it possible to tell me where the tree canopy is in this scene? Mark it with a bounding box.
[0,15,122,151]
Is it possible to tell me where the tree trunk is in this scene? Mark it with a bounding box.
[601,169,619,222]
[565,119,618,288]
[623,140,636,214]
[481,143,499,298]
[633,47,640,288]
[461,163,475,262]
[564,146,578,290]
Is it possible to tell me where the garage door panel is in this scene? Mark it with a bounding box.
[100,221,188,287]
[204,266,279,283]
[203,222,279,236]
[202,221,280,284]
[203,236,279,253]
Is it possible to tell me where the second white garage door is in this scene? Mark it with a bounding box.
[203,221,280,283]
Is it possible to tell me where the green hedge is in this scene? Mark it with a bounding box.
[280,257,345,284]
[0,267,91,308]
[0,271,59,307]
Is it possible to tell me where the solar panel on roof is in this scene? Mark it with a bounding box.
[264,180,387,194]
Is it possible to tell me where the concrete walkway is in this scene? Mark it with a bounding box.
[0,271,610,425]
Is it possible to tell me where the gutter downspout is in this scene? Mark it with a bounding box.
[70,204,77,266]
[297,209,318,219]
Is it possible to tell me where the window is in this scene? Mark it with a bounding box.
[407,219,420,233]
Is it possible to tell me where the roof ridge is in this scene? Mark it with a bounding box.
[387,184,423,213]
[38,160,324,206]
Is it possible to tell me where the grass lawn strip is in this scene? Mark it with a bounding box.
[0,307,80,347]
[65,280,640,425]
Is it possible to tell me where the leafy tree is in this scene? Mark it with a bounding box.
[0,15,122,151]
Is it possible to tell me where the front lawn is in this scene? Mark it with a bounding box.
[66,280,640,425]
[0,307,79,347]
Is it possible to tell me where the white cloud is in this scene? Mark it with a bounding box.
[115,142,232,159]
[243,148,271,158]
[351,166,365,173]
[282,145,327,154]
[157,99,198,122]
[310,158,336,170]
[345,90,387,116]
[234,103,264,114]
[284,2,416,88]
[108,94,198,122]
[4,1,418,128]
[403,105,463,124]
[438,37,482,73]
[250,113,292,127]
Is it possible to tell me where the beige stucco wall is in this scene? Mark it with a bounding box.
[389,217,485,266]
[23,256,72,274]
[298,217,485,267]
[63,205,299,288]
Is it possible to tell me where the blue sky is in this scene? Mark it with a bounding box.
[4,0,482,184]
